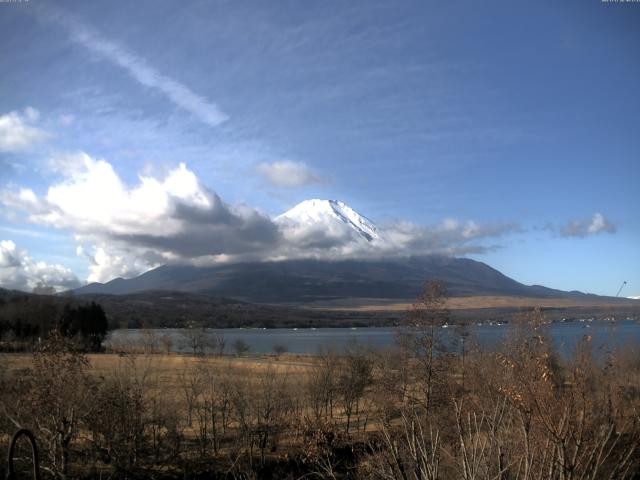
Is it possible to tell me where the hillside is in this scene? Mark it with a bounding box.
[72,290,398,328]
[63,289,640,328]
[74,255,606,303]
[2,286,638,331]
[71,199,630,306]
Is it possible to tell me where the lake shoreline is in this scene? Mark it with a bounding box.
[106,319,640,357]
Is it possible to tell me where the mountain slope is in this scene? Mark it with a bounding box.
[73,255,598,303]
[71,199,627,304]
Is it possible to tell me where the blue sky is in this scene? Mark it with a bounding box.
[0,0,638,296]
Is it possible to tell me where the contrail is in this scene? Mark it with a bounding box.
[32,4,229,128]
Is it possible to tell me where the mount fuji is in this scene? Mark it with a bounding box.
[72,199,637,306]
[275,199,380,242]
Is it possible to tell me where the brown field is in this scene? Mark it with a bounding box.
[306,295,640,311]
[2,317,640,479]
[2,351,316,385]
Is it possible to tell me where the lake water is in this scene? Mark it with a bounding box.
[107,319,640,357]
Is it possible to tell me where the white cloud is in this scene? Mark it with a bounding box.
[0,240,21,268]
[272,206,515,261]
[270,220,508,260]
[79,245,162,284]
[0,240,80,292]
[3,153,279,283]
[0,108,49,152]
[558,212,616,238]
[256,161,326,188]
[40,7,228,127]
[587,212,615,235]
[2,155,518,283]
[375,219,512,257]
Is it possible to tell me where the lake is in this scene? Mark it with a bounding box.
[107,318,640,357]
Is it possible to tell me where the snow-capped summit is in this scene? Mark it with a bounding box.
[276,199,379,241]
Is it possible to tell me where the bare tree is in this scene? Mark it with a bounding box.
[180,361,204,428]
[272,343,288,357]
[211,332,226,356]
[252,368,293,464]
[338,343,373,433]
[17,332,95,478]
[233,338,250,357]
[306,346,339,423]
[361,408,441,480]
[372,346,411,422]
[160,334,173,355]
[141,328,159,354]
[86,352,160,471]
[198,364,227,455]
[402,280,450,412]
[181,323,208,356]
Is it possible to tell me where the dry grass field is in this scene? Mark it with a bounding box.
[2,351,316,397]
[306,295,640,311]
[2,306,640,479]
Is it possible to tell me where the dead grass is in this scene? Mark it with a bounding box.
[2,352,315,389]
[308,295,640,311]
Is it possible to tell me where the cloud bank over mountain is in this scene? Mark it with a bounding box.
[0,239,80,291]
[2,153,280,283]
[2,156,524,284]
